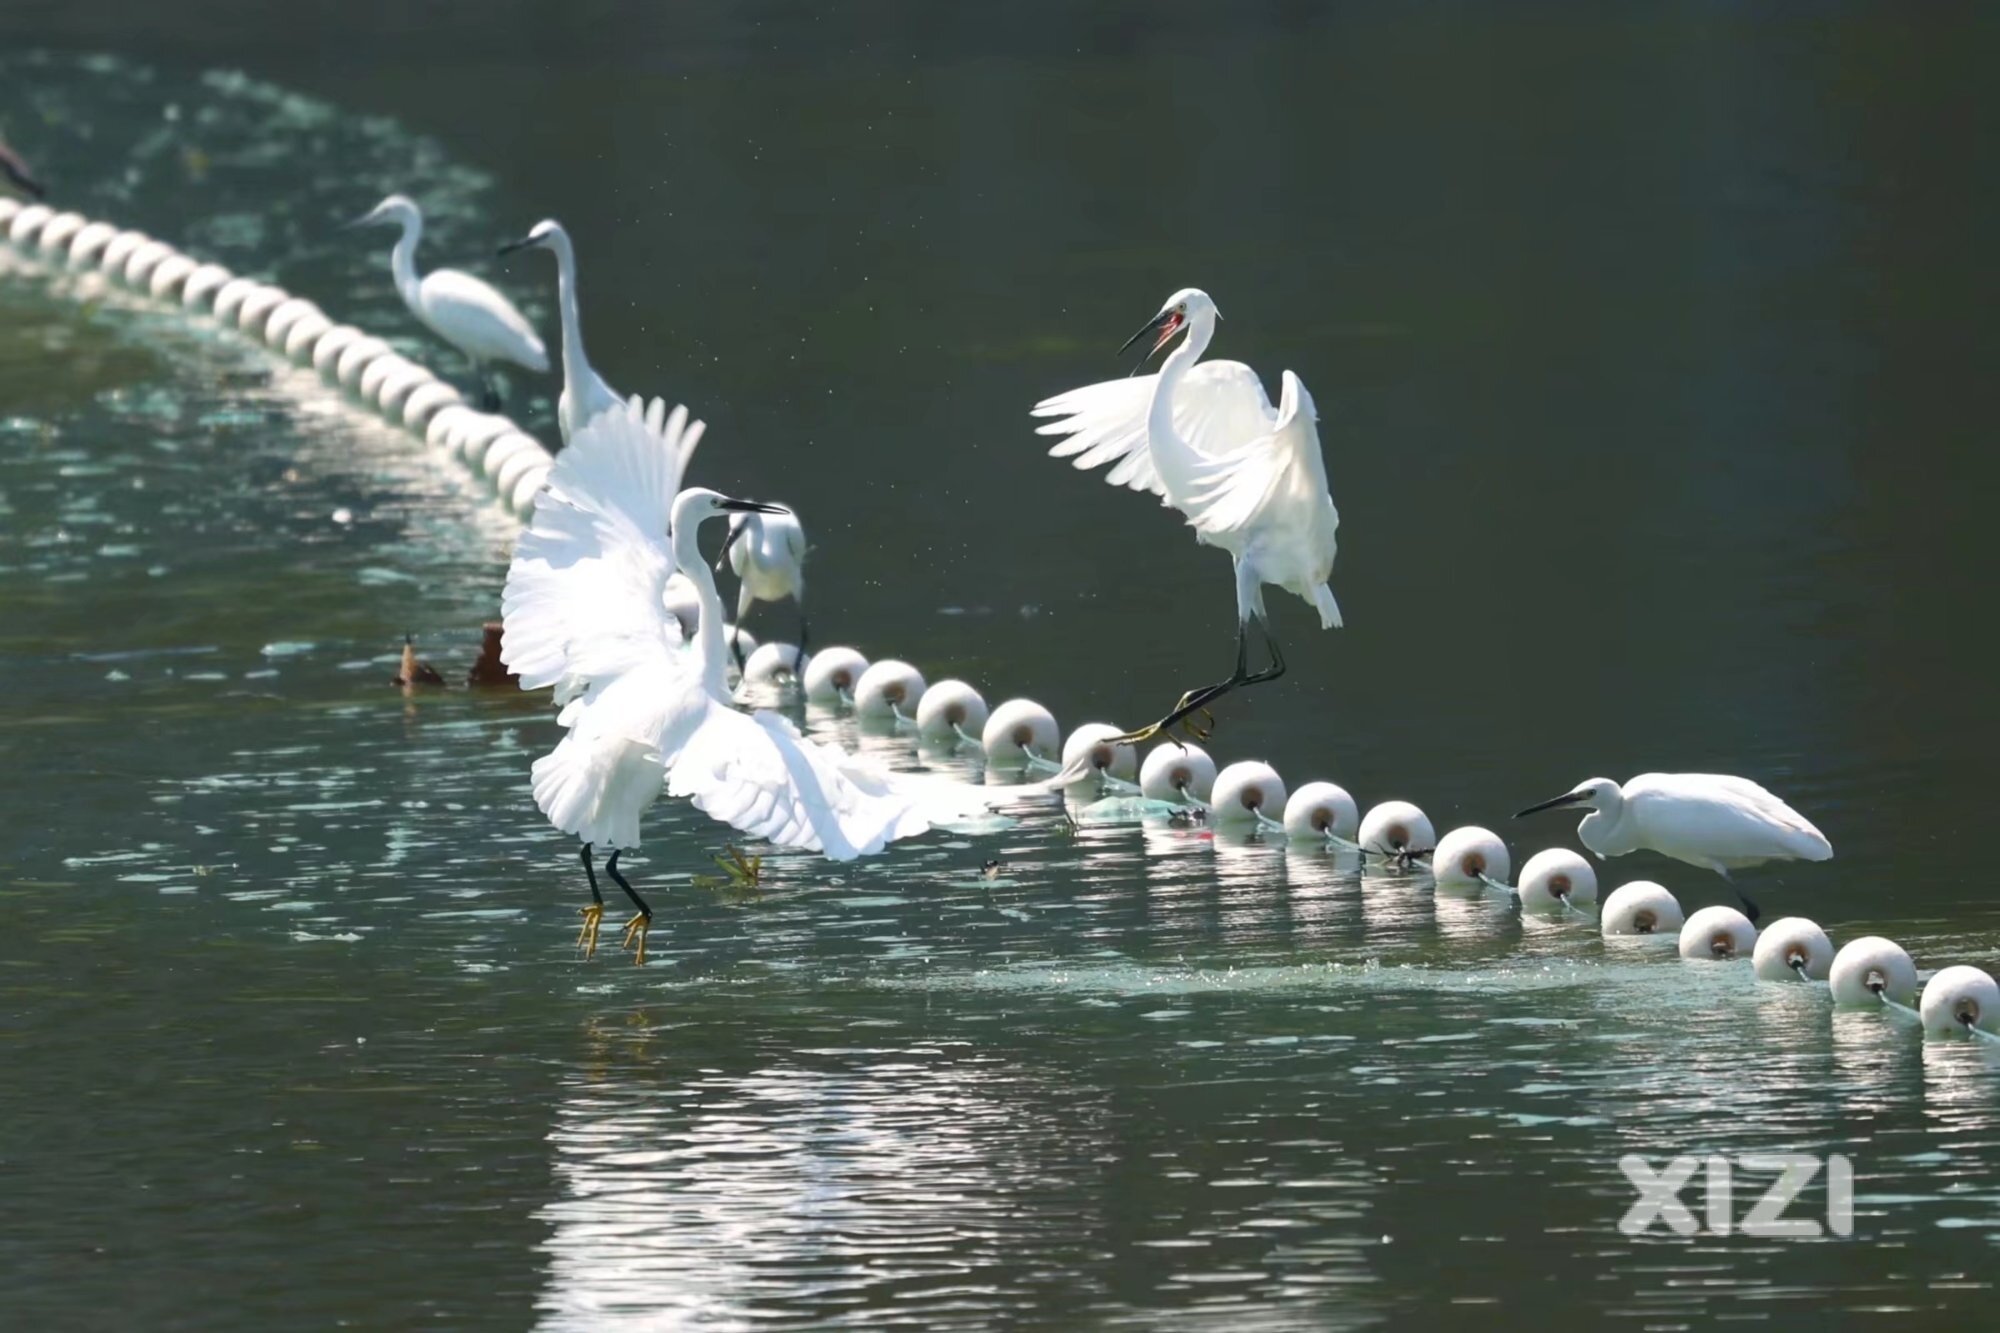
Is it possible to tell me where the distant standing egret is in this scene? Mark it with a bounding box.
[1,141,44,199]
[497,219,623,445]
[1515,773,1832,922]
[505,401,1037,962]
[349,195,548,410]
[716,506,808,672]
[1033,288,1341,744]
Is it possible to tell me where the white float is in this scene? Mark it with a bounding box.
[1516,848,1598,911]
[1431,826,1509,890]
[803,646,869,706]
[1751,916,1834,982]
[1919,966,2000,1038]
[1828,936,1919,1008]
[1677,905,1757,960]
[1210,761,1286,830]
[1141,742,1217,805]
[1600,881,1684,937]
[915,679,989,747]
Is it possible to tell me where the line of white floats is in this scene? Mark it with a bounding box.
[0,196,555,520]
[8,196,1993,1047]
[749,639,2000,1044]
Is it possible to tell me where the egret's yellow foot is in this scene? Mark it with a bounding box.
[577,903,604,959]
[620,911,652,966]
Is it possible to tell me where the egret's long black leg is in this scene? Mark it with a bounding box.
[476,363,502,413]
[1109,621,1254,747]
[1124,615,1292,745]
[795,605,810,673]
[731,625,749,674]
[577,842,607,959]
[1722,871,1763,925]
[605,850,655,965]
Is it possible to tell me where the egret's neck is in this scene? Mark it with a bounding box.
[671,516,731,699]
[1144,311,1216,503]
[388,213,423,312]
[548,231,594,405]
[1577,795,1632,857]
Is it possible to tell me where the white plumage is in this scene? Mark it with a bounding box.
[353,195,547,407]
[725,509,806,614]
[1516,772,1832,921]
[1034,288,1341,631]
[498,218,623,445]
[1033,287,1341,745]
[720,507,808,668]
[504,400,1037,878]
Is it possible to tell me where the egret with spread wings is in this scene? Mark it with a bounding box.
[504,400,1041,962]
[1033,287,1341,746]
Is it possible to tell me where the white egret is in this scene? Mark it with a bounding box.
[1033,287,1341,744]
[498,219,622,444]
[716,506,808,672]
[1516,772,1831,922]
[349,195,548,410]
[505,400,1041,963]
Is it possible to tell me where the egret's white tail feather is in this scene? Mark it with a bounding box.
[1313,583,1343,630]
[531,730,661,849]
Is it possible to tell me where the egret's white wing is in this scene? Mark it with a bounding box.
[1627,774,1833,867]
[419,269,550,371]
[667,705,932,859]
[1179,372,1330,539]
[501,398,705,698]
[1032,360,1280,499]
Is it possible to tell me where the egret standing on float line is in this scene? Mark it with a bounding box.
[717,506,808,671]
[348,195,548,410]
[1033,288,1341,746]
[498,219,622,445]
[1515,772,1832,922]
[1,141,44,199]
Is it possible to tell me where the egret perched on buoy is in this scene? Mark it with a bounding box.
[498,219,622,444]
[1033,288,1341,745]
[717,506,807,672]
[505,401,1035,962]
[1516,773,1830,923]
[348,195,547,410]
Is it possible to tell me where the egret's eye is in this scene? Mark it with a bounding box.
[1176,303,1187,314]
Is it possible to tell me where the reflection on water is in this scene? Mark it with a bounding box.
[4,30,2000,1333]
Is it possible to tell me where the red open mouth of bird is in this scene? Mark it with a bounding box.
[1150,311,1185,355]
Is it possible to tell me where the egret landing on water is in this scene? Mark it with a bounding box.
[717,506,807,673]
[1033,287,1341,746]
[1515,772,1831,923]
[505,401,1038,962]
[498,219,622,445]
[348,195,548,410]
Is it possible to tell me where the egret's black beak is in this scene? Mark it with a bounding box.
[1118,307,1182,360]
[719,498,789,516]
[1515,791,1589,819]
[496,235,536,258]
